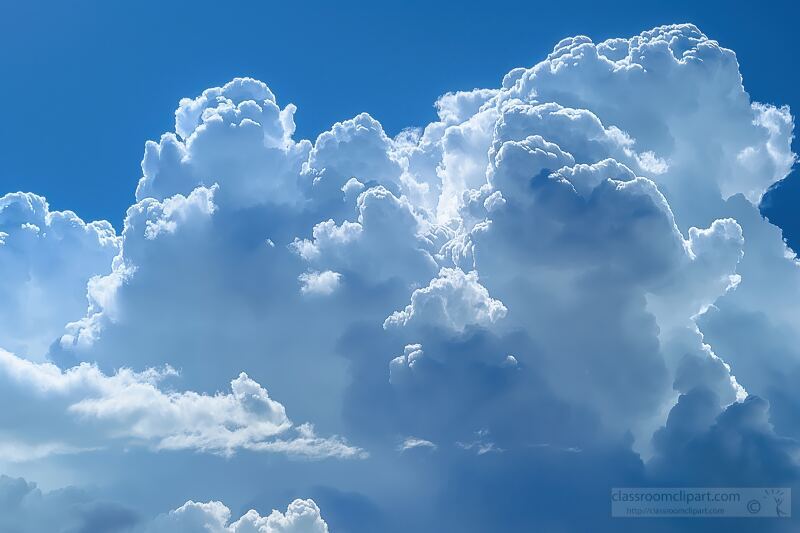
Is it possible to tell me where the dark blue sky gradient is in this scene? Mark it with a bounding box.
[0,0,797,242]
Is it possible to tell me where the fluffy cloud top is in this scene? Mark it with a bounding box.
[0,192,118,358]
[147,498,329,533]
[137,78,310,207]
[384,268,506,331]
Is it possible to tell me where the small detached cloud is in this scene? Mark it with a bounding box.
[299,270,342,296]
[398,437,438,453]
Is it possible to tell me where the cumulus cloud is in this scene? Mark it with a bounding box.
[0,192,118,358]
[291,186,438,284]
[509,24,794,205]
[137,78,311,207]
[384,268,506,331]
[59,185,218,351]
[1,21,798,533]
[147,498,329,533]
[303,113,404,211]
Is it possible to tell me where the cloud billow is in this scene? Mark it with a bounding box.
[0,23,797,533]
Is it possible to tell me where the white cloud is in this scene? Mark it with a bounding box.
[137,77,311,208]
[389,344,425,386]
[384,268,506,332]
[298,271,342,295]
[0,21,798,533]
[291,186,438,284]
[147,498,329,533]
[508,24,794,207]
[303,113,403,208]
[60,186,218,350]
[435,89,499,125]
[0,348,363,459]
[0,192,118,359]
[398,437,437,452]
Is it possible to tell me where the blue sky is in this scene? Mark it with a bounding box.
[1,0,797,230]
[1,4,800,532]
